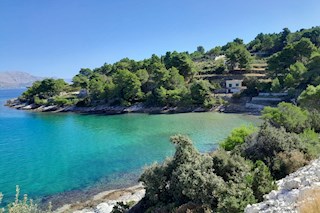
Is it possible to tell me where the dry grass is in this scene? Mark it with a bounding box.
[298,187,320,213]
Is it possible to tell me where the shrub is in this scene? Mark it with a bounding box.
[298,84,320,111]
[273,150,309,178]
[217,182,256,213]
[251,161,276,202]
[262,102,309,133]
[34,96,48,105]
[299,129,320,159]
[140,135,227,211]
[241,123,306,179]
[220,125,257,151]
[211,149,252,183]
[307,110,320,133]
[111,201,136,213]
[0,186,52,213]
[52,97,71,106]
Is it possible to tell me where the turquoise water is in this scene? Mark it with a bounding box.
[0,89,260,206]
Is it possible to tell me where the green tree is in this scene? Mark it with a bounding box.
[164,52,197,80]
[79,68,93,77]
[284,73,295,88]
[293,38,317,62]
[251,161,276,202]
[112,69,143,105]
[242,123,305,179]
[304,55,320,85]
[197,46,205,54]
[262,102,309,133]
[220,125,257,151]
[135,69,149,85]
[268,38,316,79]
[22,78,68,101]
[289,62,307,79]
[298,84,320,110]
[225,42,252,70]
[88,73,107,100]
[72,74,90,89]
[270,78,281,92]
[242,77,260,96]
[140,135,226,210]
[190,80,212,105]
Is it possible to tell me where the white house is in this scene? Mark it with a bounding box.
[226,80,245,93]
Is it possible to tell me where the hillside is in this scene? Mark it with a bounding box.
[0,71,43,88]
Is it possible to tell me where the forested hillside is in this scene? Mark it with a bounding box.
[19,26,320,111]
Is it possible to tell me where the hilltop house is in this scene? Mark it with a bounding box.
[226,79,245,93]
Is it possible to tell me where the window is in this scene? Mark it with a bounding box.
[236,83,239,87]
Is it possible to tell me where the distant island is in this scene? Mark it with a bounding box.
[0,71,43,89]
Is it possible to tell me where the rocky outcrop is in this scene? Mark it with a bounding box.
[245,158,320,213]
[55,184,145,213]
[5,99,212,115]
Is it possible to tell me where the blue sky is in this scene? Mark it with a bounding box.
[0,0,319,78]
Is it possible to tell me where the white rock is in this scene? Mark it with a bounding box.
[245,204,260,213]
[283,178,301,190]
[96,202,114,213]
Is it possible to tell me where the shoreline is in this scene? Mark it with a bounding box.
[55,183,145,213]
[5,98,262,116]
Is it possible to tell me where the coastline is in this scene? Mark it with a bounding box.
[5,98,262,116]
[55,183,145,213]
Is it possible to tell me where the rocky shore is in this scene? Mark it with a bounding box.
[5,98,261,115]
[5,98,226,115]
[55,184,145,213]
[245,158,320,213]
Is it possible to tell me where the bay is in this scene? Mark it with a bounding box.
[0,89,260,205]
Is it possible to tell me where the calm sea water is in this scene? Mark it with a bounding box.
[0,89,260,206]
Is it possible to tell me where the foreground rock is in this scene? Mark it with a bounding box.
[245,158,320,213]
[55,184,145,213]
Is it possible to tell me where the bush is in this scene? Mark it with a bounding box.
[262,102,309,133]
[299,129,320,158]
[220,125,257,151]
[273,150,309,178]
[140,135,227,211]
[241,123,306,179]
[217,182,256,213]
[52,97,74,106]
[298,84,320,111]
[0,186,52,213]
[34,96,48,105]
[211,149,252,183]
[252,161,276,202]
[307,110,320,132]
[111,201,136,213]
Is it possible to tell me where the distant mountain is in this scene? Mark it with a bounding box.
[0,71,43,88]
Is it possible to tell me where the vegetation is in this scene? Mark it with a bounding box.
[0,186,51,213]
[9,25,320,212]
[19,26,320,112]
[298,84,320,110]
[262,102,310,133]
[220,125,257,151]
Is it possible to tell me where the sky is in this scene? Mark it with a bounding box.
[0,0,320,79]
